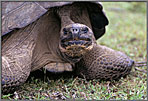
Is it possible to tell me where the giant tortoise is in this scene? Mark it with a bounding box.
[2,1,134,93]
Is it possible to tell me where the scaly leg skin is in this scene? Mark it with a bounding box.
[76,44,134,80]
[2,25,36,93]
[2,53,31,94]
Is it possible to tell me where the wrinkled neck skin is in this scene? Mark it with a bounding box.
[31,9,63,71]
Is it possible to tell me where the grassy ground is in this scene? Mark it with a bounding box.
[2,2,147,100]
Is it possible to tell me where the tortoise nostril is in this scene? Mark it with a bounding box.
[71,28,79,33]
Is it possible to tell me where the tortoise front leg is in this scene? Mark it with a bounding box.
[2,54,31,93]
[2,25,36,93]
[75,44,134,80]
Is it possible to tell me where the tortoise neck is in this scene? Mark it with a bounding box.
[58,48,81,64]
[57,5,75,28]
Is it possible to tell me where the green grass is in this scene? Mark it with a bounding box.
[2,2,147,100]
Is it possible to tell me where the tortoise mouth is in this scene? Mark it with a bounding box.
[59,39,93,58]
[61,39,92,49]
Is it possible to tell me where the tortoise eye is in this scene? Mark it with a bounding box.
[63,28,68,35]
[82,27,88,33]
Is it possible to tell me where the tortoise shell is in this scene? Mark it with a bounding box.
[2,1,109,39]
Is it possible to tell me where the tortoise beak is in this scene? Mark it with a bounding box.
[59,23,94,59]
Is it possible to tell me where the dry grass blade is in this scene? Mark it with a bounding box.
[134,61,147,67]
[134,67,147,73]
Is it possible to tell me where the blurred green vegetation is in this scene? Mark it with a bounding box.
[2,2,147,100]
[99,2,146,62]
[102,2,146,13]
[128,2,146,13]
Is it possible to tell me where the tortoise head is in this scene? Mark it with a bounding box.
[59,23,95,62]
